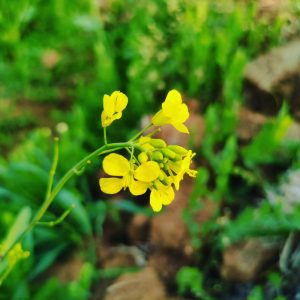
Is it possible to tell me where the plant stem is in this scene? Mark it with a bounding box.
[129,124,152,141]
[103,127,107,145]
[1,141,133,260]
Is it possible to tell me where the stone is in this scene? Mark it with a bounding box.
[128,213,151,243]
[221,238,279,281]
[104,267,167,300]
[148,250,191,283]
[41,49,60,69]
[99,245,146,268]
[237,107,267,141]
[244,39,300,115]
[150,177,217,253]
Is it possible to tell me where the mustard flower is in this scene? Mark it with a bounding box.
[150,180,175,212]
[168,150,197,190]
[151,89,189,133]
[99,153,160,195]
[101,91,128,127]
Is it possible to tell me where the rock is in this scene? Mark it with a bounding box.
[128,214,151,243]
[47,254,84,283]
[104,267,167,300]
[41,49,60,69]
[244,39,300,116]
[99,245,146,268]
[150,177,194,253]
[150,177,217,253]
[148,250,191,283]
[221,238,279,281]
[237,107,267,140]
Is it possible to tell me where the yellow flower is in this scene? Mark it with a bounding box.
[150,181,175,212]
[169,150,197,190]
[152,89,189,133]
[101,91,128,127]
[99,153,160,196]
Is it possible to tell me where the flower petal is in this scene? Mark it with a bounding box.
[103,94,114,116]
[129,180,149,195]
[161,186,175,205]
[172,122,189,134]
[134,161,160,182]
[99,177,124,194]
[101,111,113,128]
[103,153,130,176]
[150,189,163,212]
[164,89,182,106]
[151,110,170,126]
[114,92,128,112]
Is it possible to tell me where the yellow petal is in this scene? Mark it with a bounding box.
[150,189,163,212]
[99,177,124,194]
[164,89,182,105]
[103,153,130,176]
[162,89,182,115]
[151,110,170,126]
[112,112,122,121]
[172,122,189,134]
[129,180,149,195]
[134,161,160,182]
[114,91,128,112]
[103,94,114,116]
[161,187,175,205]
[101,111,113,128]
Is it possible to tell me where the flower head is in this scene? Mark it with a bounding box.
[101,91,128,127]
[99,153,160,196]
[151,89,189,133]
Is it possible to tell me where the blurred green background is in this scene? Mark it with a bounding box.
[1,0,300,299]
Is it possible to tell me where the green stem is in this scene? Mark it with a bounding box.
[103,127,107,145]
[1,141,133,260]
[129,124,152,141]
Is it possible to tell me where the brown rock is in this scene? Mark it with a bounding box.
[128,214,150,243]
[47,254,84,283]
[150,177,217,253]
[42,49,60,69]
[148,250,191,283]
[237,107,267,140]
[244,39,300,115]
[99,245,146,268]
[221,238,279,281]
[104,267,167,300]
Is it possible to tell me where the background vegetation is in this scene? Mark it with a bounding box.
[1,0,300,299]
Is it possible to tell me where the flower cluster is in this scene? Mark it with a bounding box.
[99,90,197,212]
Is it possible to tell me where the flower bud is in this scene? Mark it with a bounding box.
[161,148,176,159]
[151,151,164,162]
[138,152,148,163]
[148,138,167,148]
[167,145,188,155]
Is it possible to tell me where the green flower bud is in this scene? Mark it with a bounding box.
[167,145,188,155]
[161,148,176,159]
[138,152,148,163]
[158,170,167,181]
[148,138,167,148]
[151,151,164,162]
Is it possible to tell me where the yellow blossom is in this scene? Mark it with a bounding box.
[150,181,175,212]
[99,153,160,196]
[101,91,128,127]
[151,89,189,133]
[169,150,197,190]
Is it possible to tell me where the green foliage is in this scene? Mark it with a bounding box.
[176,267,212,300]
[242,105,294,168]
[0,0,298,298]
